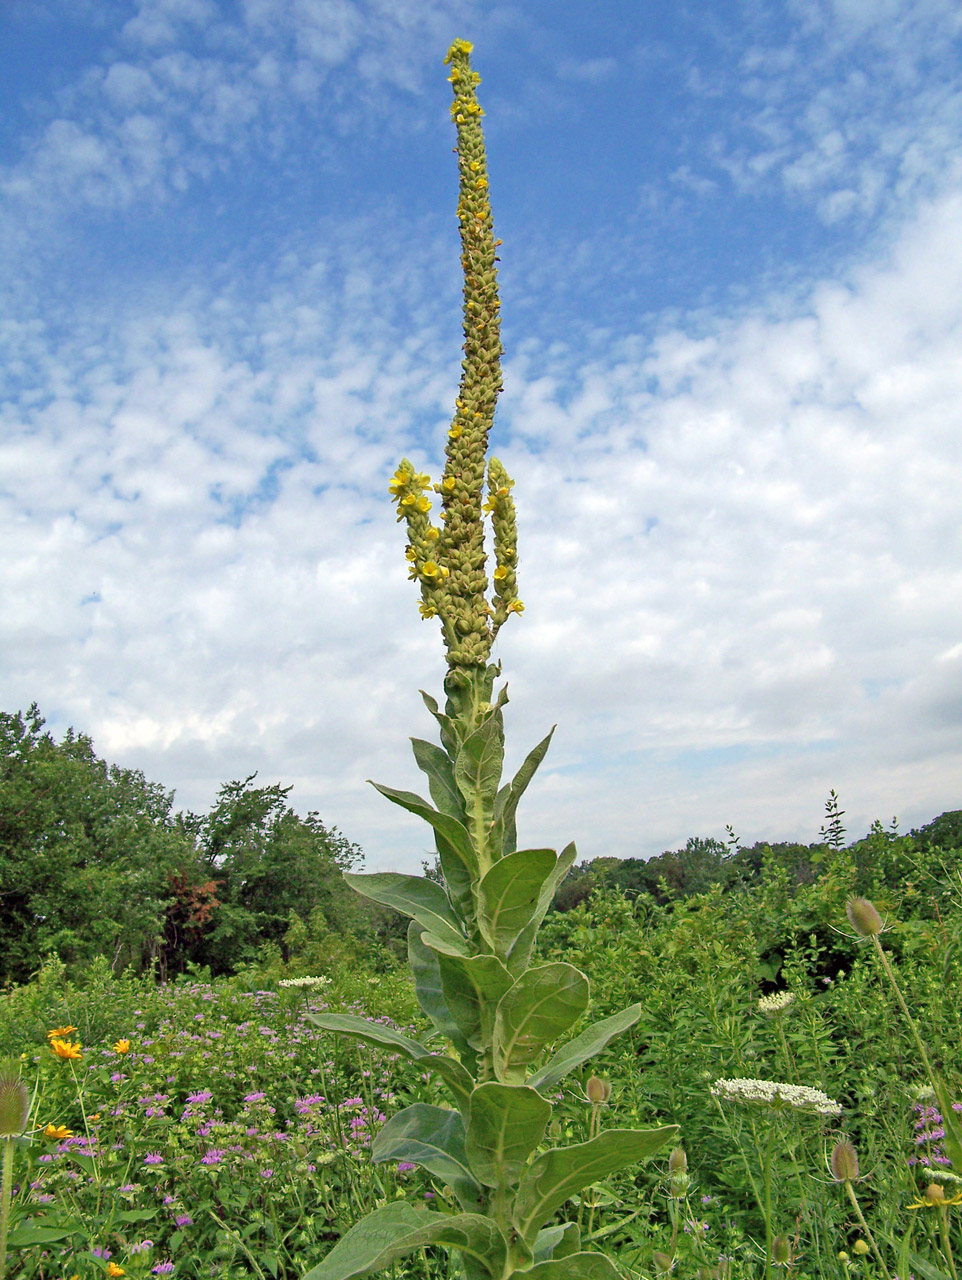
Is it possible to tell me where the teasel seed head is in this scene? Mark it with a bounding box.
[772,1237,792,1266]
[845,896,884,936]
[831,1140,860,1182]
[586,1075,611,1104]
[0,1059,29,1138]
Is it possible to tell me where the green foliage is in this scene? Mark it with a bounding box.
[0,705,194,984]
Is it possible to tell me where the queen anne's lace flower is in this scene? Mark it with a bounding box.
[278,976,332,989]
[710,1077,842,1116]
[758,991,795,1015]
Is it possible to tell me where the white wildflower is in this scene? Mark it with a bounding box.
[711,1077,842,1117]
[279,976,332,989]
[758,991,795,1016]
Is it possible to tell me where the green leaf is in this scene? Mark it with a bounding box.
[491,727,555,855]
[407,924,478,1076]
[933,1076,962,1172]
[411,737,465,821]
[369,781,477,876]
[907,1252,954,1280]
[514,1126,679,1243]
[308,1008,473,1110]
[506,843,578,975]
[437,950,514,1052]
[455,712,505,818]
[478,849,557,957]
[516,1253,622,1280]
[421,689,458,758]
[372,1103,484,1210]
[301,1203,508,1280]
[465,1083,551,1187]
[7,1225,74,1246]
[344,872,468,954]
[493,963,590,1083]
[533,1226,567,1263]
[527,1004,642,1093]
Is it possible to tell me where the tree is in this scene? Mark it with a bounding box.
[0,705,193,984]
[187,775,366,975]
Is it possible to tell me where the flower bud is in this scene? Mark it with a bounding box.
[831,1141,859,1182]
[586,1075,611,1104]
[853,1240,870,1255]
[925,1183,946,1205]
[0,1060,29,1138]
[845,897,883,937]
[652,1252,674,1274]
[772,1236,792,1266]
[668,1146,689,1197]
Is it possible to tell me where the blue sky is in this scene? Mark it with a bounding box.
[3,0,962,873]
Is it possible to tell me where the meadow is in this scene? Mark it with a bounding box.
[2,822,959,1280]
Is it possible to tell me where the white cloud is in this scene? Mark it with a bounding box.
[3,169,962,871]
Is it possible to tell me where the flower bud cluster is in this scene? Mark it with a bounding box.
[387,41,522,680]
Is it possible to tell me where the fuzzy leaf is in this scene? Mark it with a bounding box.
[506,843,578,975]
[491,727,555,855]
[344,872,468,954]
[302,1203,507,1280]
[421,689,458,759]
[493,964,590,1083]
[411,738,465,821]
[533,1226,566,1263]
[435,949,514,1052]
[408,925,478,1074]
[369,781,477,876]
[372,1103,483,1210]
[516,1253,622,1280]
[307,1010,473,1110]
[514,1126,679,1243]
[527,1004,642,1094]
[465,1082,551,1187]
[479,849,557,957]
[455,711,505,823]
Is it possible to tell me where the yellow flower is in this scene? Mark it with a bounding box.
[908,1183,962,1208]
[388,468,411,496]
[506,600,525,614]
[400,493,416,508]
[421,561,440,580]
[49,1039,83,1061]
[493,566,508,581]
[46,1026,77,1040]
[448,425,462,439]
[416,496,431,514]
[44,1123,74,1140]
[90,1113,101,1122]
[113,1040,131,1054]
[419,603,438,619]
[106,1264,125,1277]
[425,527,440,541]
[442,476,456,492]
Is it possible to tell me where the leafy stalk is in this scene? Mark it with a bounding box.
[304,39,677,1280]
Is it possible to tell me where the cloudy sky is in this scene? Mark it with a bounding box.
[3,0,962,874]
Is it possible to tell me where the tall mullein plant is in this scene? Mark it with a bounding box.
[305,41,677,1280]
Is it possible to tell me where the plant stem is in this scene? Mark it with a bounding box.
[843,1180,893,1280]
[0,1137,14,1280]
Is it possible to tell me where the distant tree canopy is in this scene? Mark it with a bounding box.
[0,705,373,985]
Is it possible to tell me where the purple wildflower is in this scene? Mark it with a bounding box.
[144,1153,163,1165]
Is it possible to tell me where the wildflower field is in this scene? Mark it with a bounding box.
[2,821,960,1280]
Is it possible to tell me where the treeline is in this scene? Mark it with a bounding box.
[553,801,962,913]
[4,704,959,990]
[0,705,397,987]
